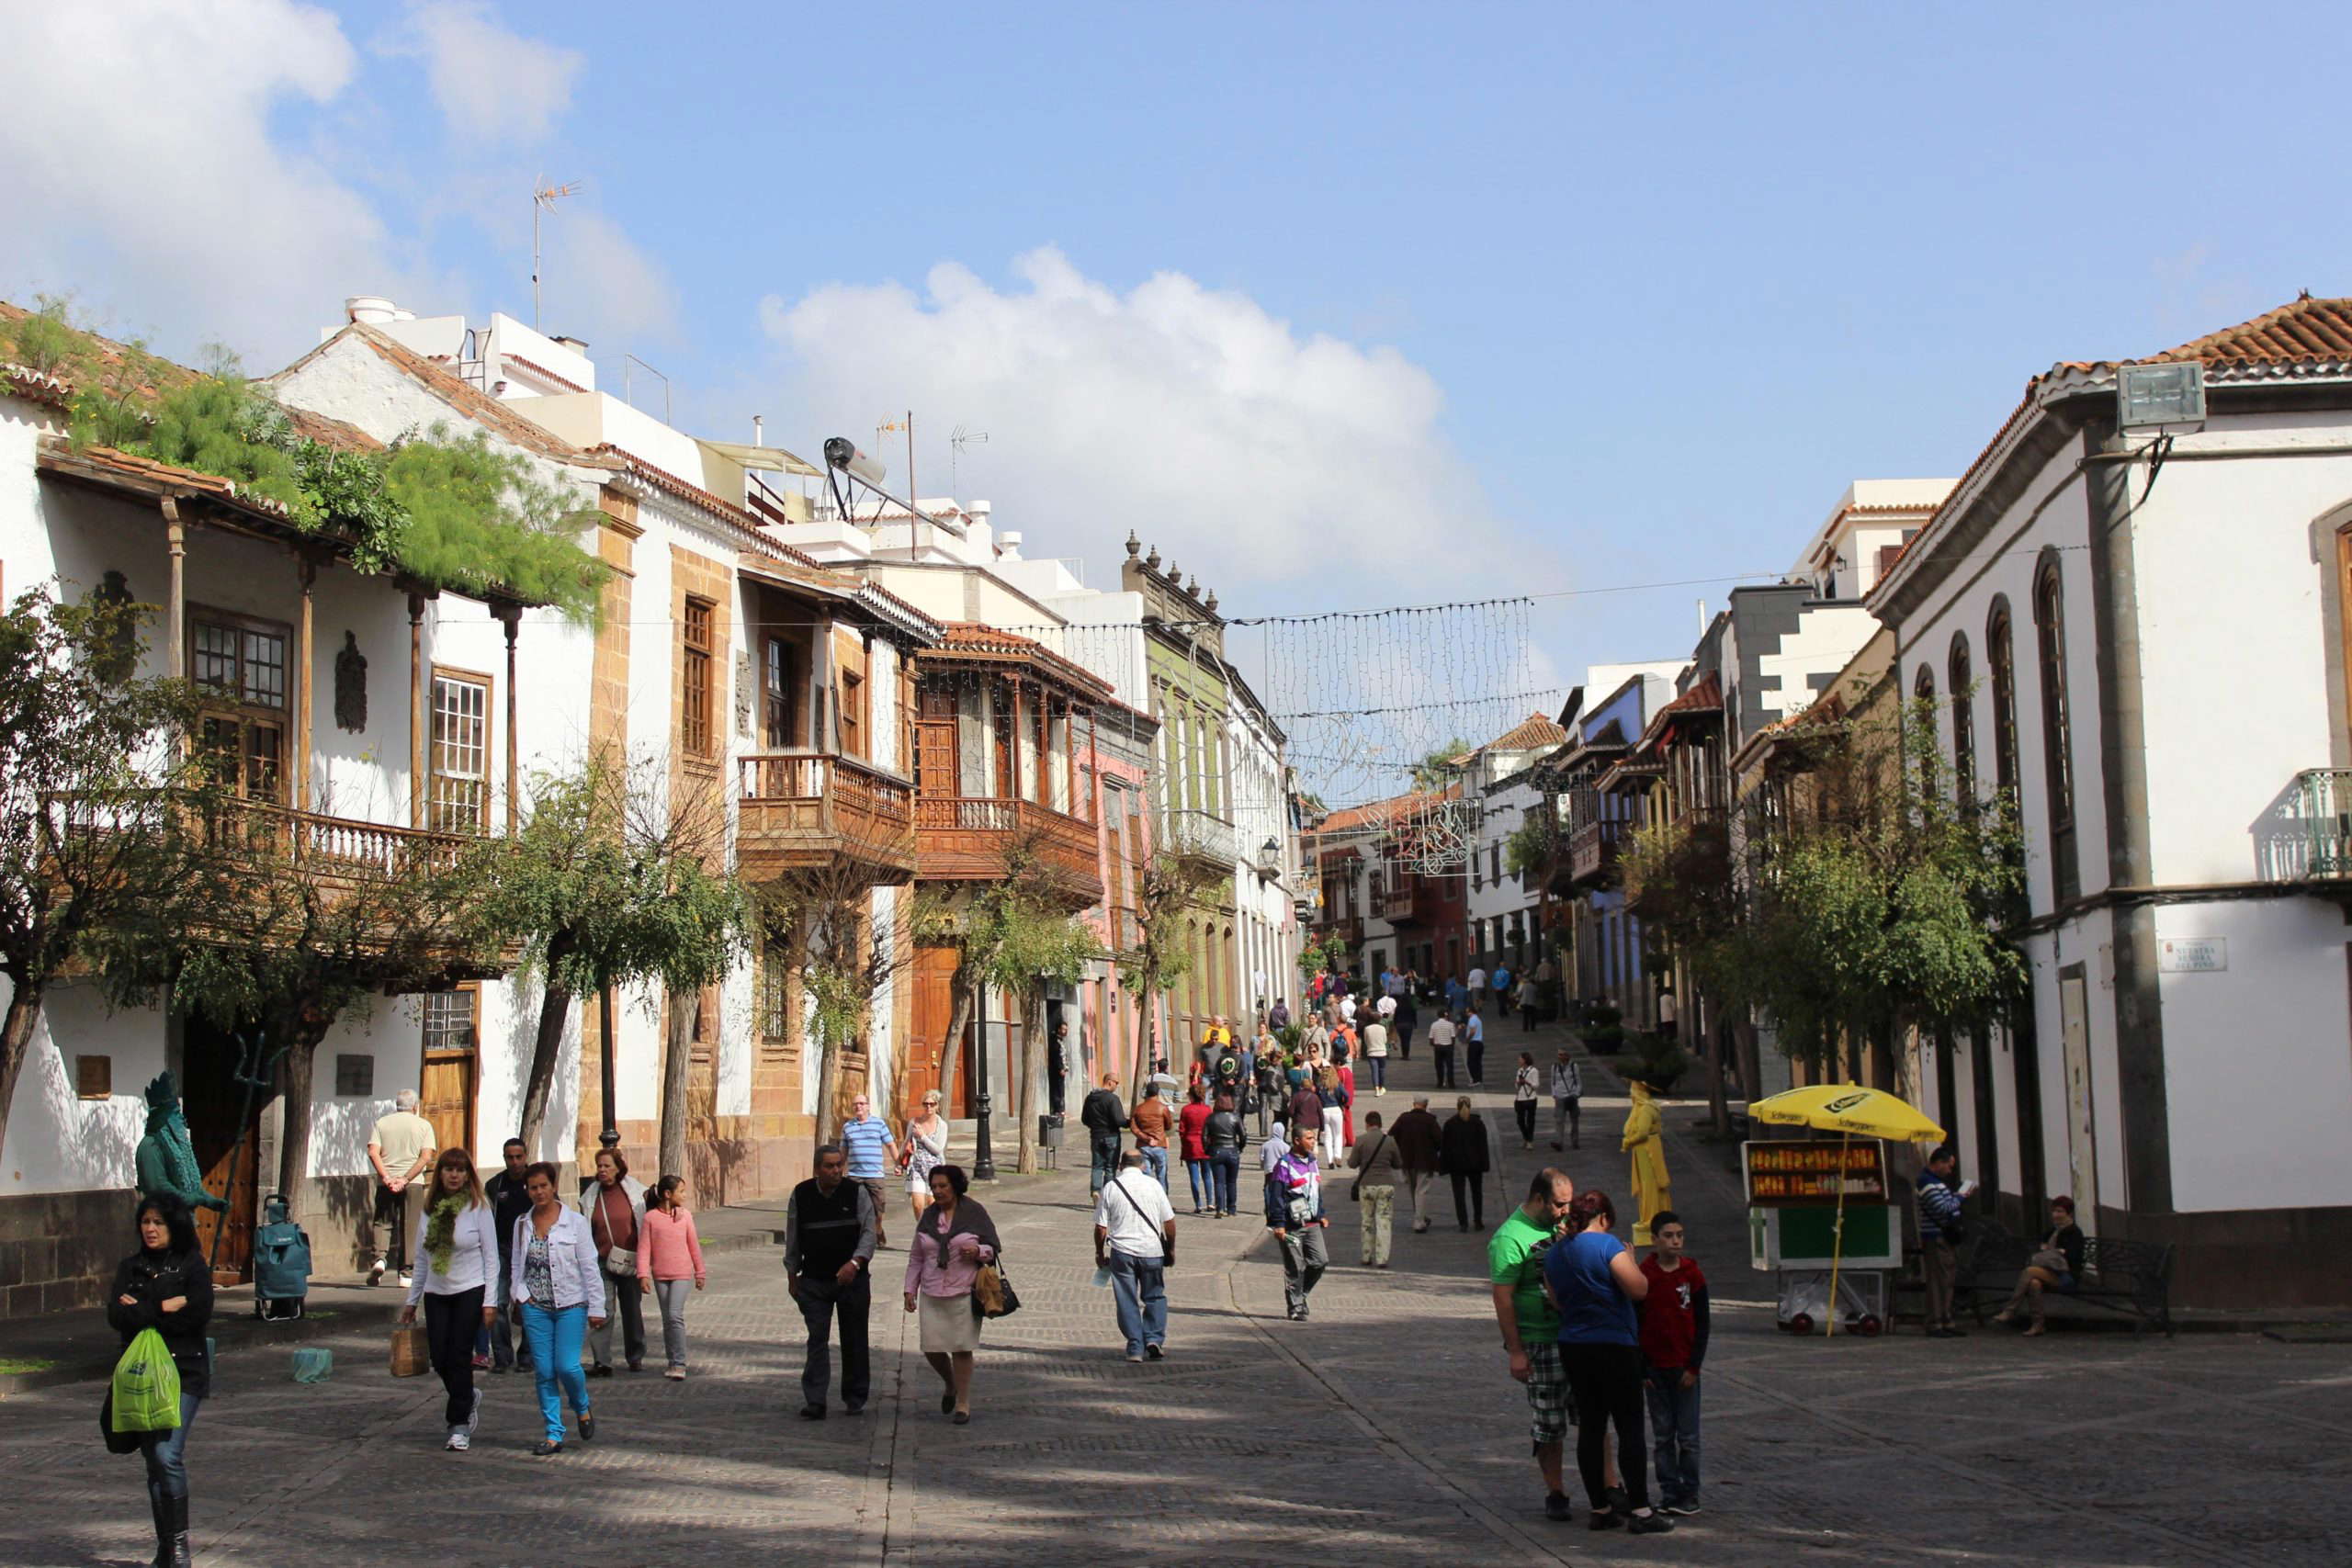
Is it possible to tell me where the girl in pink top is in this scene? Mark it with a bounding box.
[637,1176,706,1381]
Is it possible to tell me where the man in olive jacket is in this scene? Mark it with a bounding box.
[1387,1096,1445,1234]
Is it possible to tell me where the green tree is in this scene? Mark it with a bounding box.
[458,751,748,1160]
[0,587,209,1170]
[1115,851,1226,1085]
[86,779,494,1212]
[1411,738,1473,791]
[920,834,1097,1176]
[1624,697,2026,1102]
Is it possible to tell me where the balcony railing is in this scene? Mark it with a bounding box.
[1162,807,1239,868]
[1568,818,1623,885]
[44,791,472,881]
[2260,769,2352,882]
[913,795,1103,905]
[738,750,919,881]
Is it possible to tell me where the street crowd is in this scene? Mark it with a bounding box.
[111,963,2111,1562]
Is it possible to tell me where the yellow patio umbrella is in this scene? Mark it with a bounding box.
[1749,1086,1946,1337]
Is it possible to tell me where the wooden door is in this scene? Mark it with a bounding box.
[910,943,973,1116]
[180,1019,259,1285]
[419,988,479,1158]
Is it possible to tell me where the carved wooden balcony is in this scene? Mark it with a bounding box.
[738,750,919,885]
[914,795,1103,908]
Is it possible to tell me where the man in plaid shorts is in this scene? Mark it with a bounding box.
[1489,1167,1599,1523]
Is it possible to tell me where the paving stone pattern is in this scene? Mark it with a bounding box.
[2,1022,2346,1566]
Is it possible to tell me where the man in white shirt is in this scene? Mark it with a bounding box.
[1339,992,1358,1026]
[1094,1152,1177,1361]
[1466,964,1488,1016]
[1361,1018,1390,1095]
[1428,1012,1461,1089]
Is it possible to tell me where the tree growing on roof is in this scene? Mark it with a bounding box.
[0,587,211,1171]
[1410,738,1474,792]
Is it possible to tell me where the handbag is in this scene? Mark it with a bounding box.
[602,1247,639,1279]
[389,1323,430,1378]
[971,1258,1021,1319]
[2030,1247,2069,1273]
[1350,1133,1389,1202]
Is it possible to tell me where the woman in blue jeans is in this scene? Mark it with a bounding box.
[109,1192,211,1568]
[509,1162,607,1455]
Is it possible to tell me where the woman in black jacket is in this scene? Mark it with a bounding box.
[1437,1095,1492,1232]
[109,1191,212,1568]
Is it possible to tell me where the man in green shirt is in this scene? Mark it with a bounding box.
[1488,1168,1579,1522]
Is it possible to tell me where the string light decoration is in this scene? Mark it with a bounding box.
[1260,595,1555,818]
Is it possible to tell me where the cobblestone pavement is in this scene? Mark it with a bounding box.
[4,1023,2347,1566]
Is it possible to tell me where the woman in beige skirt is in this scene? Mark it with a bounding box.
[901,1166,1000,1424]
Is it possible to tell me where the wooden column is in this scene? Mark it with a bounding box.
[407,592,426,829]
[294,553,316,812]
[495,603,522,837]
[161,498,187,674]
[1009,675,1024,805]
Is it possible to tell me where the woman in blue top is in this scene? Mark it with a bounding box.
[1543,1190,1672,1535]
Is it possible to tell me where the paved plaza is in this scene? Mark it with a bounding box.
[4,1027,2346,1567]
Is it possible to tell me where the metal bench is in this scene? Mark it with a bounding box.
[1963,1220,2176,1336]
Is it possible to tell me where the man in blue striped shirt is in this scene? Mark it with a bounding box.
[840,1095,897,1249]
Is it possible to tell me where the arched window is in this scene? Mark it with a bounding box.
[2032,554,2078,899]
[1913,663,1939,797]
[1948,633,1975,807]
[1986,596,2019,800]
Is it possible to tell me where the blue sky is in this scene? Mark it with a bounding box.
[8,1,2346,723]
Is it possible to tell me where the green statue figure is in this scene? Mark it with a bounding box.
[136,1071,228,1213]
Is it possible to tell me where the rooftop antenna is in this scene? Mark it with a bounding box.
[531,176,582,331]
[950,423,989,492]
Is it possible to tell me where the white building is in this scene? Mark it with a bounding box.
[1871,295,2352,1309]
[0,297,938,1313]
[1460,713,1571,978]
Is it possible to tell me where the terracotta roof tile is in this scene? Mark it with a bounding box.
[270,323,614,468]
[2,361,74,412]
[2144,295,2352,367]
[1478,712,1570,755]
[924,621,1114,699]
[38,436,292,522]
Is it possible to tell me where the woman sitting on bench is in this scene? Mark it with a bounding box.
[1996,1195,2086,1336]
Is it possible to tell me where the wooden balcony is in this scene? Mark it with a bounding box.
[738,750,919,884]
[914,795,1104,908]
[210,797,470,882]
[1568,819,1623,886]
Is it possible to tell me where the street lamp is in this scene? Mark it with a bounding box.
[597,986,620,1150]
[970,979,996,1181]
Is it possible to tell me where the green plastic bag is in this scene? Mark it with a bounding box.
[110,1329,182,1434]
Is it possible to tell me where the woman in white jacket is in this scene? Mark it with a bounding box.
[400,1148,503,1450]
[511,1160,607,1456]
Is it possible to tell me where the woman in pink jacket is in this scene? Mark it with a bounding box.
[637,1176,707,1381]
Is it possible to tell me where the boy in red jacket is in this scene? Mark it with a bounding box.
[1638,1212,1707,1517]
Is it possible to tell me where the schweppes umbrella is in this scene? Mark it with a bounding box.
[1749,1085,1944,1337]
[1751,1085,1945,1144]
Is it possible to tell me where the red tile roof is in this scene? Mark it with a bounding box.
[925,621,1114,698]
[38,436,293,523]
[1477,712,1569,755]
[2144,295,2352,367]
[271,323,615,468]
[1,362,74,412]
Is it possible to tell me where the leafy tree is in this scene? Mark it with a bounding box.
[458,751,748,1160]
[0,588,208,1169]
[1503,797,1560,877]
[1114,851,1226,1084]
[750,812,938,1146]
[920,834,1097,1176]
[1411,738,1473,791]
[88,785,495,1212]
[1623,697,2026,1104]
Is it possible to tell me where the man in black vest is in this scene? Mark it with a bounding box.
[786,1145,878,1419]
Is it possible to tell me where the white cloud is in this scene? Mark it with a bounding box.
[759,247,1510,599]
[0,0,401,363]
[386,1,582,143]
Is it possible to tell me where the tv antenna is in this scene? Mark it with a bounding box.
[950,424,989,492]
[532,177,583,330]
